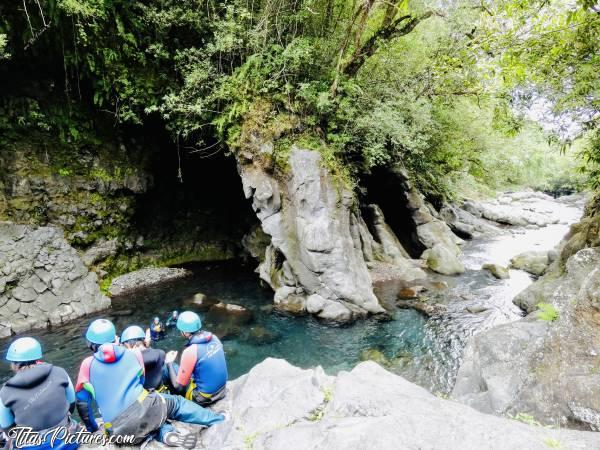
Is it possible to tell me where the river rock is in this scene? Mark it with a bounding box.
[108,267,191,296]
[482,263,510,280]
[422,243,465,275]
[212,302,248,313]
[246,326,281,346]
[0,222,110,336]
[510,251,550,276]
[239,146,384,321]
[396,299,447,316]
[452,210,600,431]
[397,286,426,299]
[440,204,502,239]
[359,348,390,366]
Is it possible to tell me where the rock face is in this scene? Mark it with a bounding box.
[401,185,465,275]
[195,359,598,450]
[453,199,600,430]
[238,146,384,321]
[0,222,110,337]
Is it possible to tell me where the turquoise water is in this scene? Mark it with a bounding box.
[0,262,436,388]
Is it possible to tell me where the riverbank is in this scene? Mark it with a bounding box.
[113,358,599,449]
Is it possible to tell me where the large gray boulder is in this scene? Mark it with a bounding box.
[238,146,384,321]
[398,184,465,275]
[198,359,598,449]
[0,222,110,337]
[109,358,599,449]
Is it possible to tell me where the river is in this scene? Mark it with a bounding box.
[0,194,584,396]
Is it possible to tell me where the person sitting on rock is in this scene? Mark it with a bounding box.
[165,311,179,328]
[75,319,224,449]
[0,337,82,450]
[165,311,228,406]
[120,325,169,392]
[149,317,166,341]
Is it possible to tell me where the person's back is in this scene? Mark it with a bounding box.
[141,347,166,391]
[76,343,144,425]
[1,363,73,431]
[0,337,80,450]
[181,331,228,397]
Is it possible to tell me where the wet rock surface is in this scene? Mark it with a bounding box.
[482,263,510,279]
[108,267,192,296]
[453,198,600,430]
[0,222,110,337]
[114,358,600,449]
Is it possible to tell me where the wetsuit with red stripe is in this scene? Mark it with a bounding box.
[176,332,227,395]
[75,344,145,432]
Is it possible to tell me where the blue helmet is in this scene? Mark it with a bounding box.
[176,311,202,333]
[121,325,146,343]
[6,337,42,362]
[86,319,116,345]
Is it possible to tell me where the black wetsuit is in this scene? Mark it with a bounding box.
[0,363,76,436]
[141,348,166,391]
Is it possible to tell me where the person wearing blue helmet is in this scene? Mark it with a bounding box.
[120,325,166,391]
[75,318,224,449]
[0,337,81,450]
[165,311,228,406]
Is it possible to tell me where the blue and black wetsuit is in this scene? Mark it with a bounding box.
[166,331,228,405]
[0,363,80,450]
[75,343,222,444]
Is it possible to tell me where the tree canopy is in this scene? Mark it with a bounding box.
[0,0,596,199]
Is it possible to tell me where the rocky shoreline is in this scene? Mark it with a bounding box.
[452,193,600,430]
[113,358,599,449]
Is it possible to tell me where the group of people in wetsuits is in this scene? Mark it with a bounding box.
[0,310,228,450]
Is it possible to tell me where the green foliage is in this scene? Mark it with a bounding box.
[510,412,544,427]
[543,438,562,449]
[0,0,596,201]
[536,303,559,322]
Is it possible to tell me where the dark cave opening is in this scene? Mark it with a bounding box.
[130,125,258,263]
[360,167,425,259]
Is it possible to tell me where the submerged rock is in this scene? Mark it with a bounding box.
[482,263,510,280]
[108,267,191,296]
[397,286,426,299]
[0,222,110,336]
[510,250,550,276]
[246,326,281,346]
[359,348,390,366]
[396,298,447,316]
